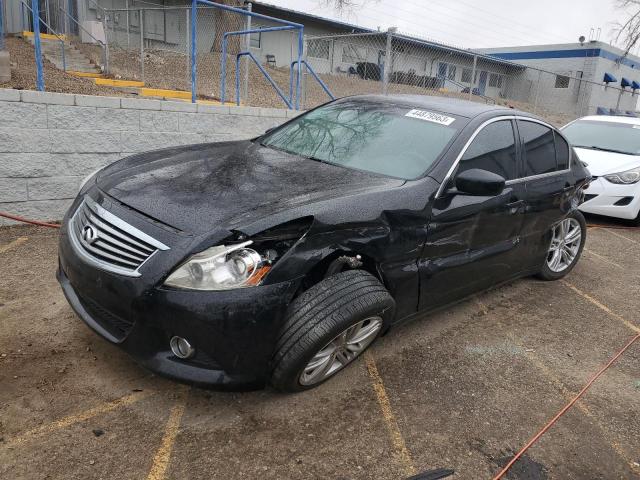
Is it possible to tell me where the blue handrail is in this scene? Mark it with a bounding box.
[222,25,299,106]
[21,0,66,77]
[235,52,292,109]
[191,0,304,108]
[289,60,335,105]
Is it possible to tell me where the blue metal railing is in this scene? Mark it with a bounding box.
[289,60,335,105]
[222,25,299,108]
[0,0,5,51]
[235,52,292,108]
[191,0,304,109]
[22,0,68,90]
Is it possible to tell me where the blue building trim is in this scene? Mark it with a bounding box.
[489,48,640,69]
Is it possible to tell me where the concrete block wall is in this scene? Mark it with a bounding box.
[0,89,299,225]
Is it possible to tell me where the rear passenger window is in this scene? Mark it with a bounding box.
[519,121,556,176]
[457,120,517,180]
[554,132,570,170]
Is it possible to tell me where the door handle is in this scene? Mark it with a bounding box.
[506,199,525,214]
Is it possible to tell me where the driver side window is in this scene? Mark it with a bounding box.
[457,120,518,180]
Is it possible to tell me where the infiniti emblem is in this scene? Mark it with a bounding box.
[82,225,98,244]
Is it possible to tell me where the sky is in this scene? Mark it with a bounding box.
[266,0,625,50]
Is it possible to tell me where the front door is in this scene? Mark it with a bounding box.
[419,119,526,311]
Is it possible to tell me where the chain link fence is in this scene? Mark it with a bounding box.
[11,1,639,122]
[303,29,638,125]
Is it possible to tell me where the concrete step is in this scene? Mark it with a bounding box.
[23,32,102,75]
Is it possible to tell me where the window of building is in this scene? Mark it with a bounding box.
[555,74,570,88]
[554,132,570,170]
[519,120,557,176]
[461,68,473,84]
[250,31,261,48]
[447,65,457,81]
[307,39,330,60]
[489,73,503,88]
[342,44,366,63]
[457,120,518,180]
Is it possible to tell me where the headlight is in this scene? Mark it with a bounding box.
[164,241,271,291]
[603,166,640,184]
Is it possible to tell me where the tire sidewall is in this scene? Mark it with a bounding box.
[539,210,587,280]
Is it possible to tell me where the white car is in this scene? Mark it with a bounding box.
[562,115,640,225]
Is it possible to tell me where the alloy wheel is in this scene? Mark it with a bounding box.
[546,218,582,273]
[299,316,382,386]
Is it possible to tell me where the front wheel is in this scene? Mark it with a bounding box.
[537,211,586,280]
[271,270,395,392]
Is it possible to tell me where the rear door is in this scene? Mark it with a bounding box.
[516,119,574,270]
[419,118,527,310]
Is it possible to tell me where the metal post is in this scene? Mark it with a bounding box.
[0,0,4,51]
[139,8,144,82]
[45,0,50,33]
[242,2,251,104]
[615,88,624,111]
[32,0,45,90]
[383,27,396,95]
[125,0,130,47]
[469,55,477,101]
[190,0,196,103]
[295,27,303,109]
[185,7,189,93]
[532,69,542,114]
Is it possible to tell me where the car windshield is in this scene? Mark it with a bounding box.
[259,100,461,180]
[562,120,640,155]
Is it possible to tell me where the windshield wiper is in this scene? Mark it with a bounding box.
[573,145,635,155]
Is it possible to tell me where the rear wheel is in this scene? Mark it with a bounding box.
[537,211,586,280]
[271,270,394,392]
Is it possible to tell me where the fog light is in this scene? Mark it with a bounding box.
[170,336,195,359]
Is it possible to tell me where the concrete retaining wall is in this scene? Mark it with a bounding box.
[0,89,297,225]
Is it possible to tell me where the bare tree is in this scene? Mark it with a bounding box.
[319,0,378,12]
[614,0,640,57]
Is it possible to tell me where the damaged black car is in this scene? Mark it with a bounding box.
[57,95,589,392]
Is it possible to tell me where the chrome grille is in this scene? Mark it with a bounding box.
[69,196,169,277]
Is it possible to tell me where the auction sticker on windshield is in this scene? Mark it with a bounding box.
[405,109,456,126]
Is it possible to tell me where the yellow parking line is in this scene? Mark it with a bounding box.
[364,351,416,477]
[7,390,152,447]
[561,280,640,334]
[602,228,639,246]
[0,236,28,254]
[583,248,624,269]
[145,388,189,480]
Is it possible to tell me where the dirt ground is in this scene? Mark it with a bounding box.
[0,217,639,480]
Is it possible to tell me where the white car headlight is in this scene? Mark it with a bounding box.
[164,241,271,291]
[603,166,640,184]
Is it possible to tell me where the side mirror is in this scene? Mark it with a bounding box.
[454,168,505,196]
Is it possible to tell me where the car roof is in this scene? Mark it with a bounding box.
[574,115,640,126]
[341,94,519,118]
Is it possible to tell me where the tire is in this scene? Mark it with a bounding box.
[537,210,586,281]
[271,270,395,392]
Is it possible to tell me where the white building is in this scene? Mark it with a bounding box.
[481,42,640,115]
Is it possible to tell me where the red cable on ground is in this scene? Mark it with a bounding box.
[0,212,61,229]
[492,332,640,480]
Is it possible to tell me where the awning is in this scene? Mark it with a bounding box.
[603,72,617,83]
[621,77,631,88]
[632,80,640,90]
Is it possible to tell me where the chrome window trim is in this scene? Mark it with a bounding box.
[436,115,572,198]
[68,196,169,278]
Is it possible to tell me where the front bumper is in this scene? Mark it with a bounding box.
[579,177,640,220]
[57,210,300,390]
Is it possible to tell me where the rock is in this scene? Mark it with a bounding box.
[92,428,105,437]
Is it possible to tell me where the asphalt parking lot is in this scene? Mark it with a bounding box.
[0,219,639,480]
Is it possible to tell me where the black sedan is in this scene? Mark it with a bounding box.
[57,95,589,392]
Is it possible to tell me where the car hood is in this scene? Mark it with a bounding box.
[95,141,405,235]
[573,147,640,176]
